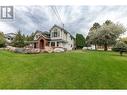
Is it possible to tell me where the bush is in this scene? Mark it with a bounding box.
[0,44,5,48]
[53,48,65,53]
[112,41,127,56]
[14,48,25,53]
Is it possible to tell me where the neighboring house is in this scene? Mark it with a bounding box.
[86,45,112,50]
[33,25,75,50]
[83,45,96,50]
[96,45,112,51]
[5,33,16,44]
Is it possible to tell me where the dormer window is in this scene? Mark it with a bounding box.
[54,29,57,37]
[54,29,57,32]
[51,28,60,37]
[54,32,57,37]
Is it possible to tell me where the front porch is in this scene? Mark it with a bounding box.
[33,36,49,49]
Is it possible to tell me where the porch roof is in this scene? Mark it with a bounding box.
[24,41,38,44]
[49,39,67,43]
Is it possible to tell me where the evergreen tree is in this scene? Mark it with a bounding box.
[76,33,85,49]
[13,30,25,47]
[0,32,5,47]
[29,32,35,41]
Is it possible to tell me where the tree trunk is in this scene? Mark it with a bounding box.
[120,50,123,56]
[104,43,108,51]
[95,44,97,50]
[120,51,123,56]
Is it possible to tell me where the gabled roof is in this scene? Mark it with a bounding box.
[34,30,50,39]
[50,24,68,34]
[50,24,75,39]
[5,33,16,38]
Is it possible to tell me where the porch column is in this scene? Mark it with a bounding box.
[49,42,51,47]
[55,41,57,47]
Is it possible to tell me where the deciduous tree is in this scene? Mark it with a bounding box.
[87,20,126,51]
[86,22,101,49]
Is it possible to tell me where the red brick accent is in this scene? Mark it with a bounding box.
[35,36,48,49]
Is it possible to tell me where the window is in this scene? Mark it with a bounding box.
[54,29,57,32]
[57,42,59,47]
[52,32,54,37]
[51,31,57,37]
[54,32,57,37]
[51,28,60,37]
[46,42,50,46]
[70,35,73,40]
[51,42,55,46]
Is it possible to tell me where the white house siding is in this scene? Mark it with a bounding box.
[50,26,75,50]
[65,33,75,50]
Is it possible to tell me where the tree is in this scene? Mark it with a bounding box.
[22,34,26,40]
[87,20,126,51]
[13,30,25,47]
[112,41,127,56]
[104,20,113,25]
[97,21,126,51]
[26,35,30,41]
[76,33,85,49]
[86,22,101,49]
[29,32,35,41]
[0,32,5,47]
[25,32,35,41]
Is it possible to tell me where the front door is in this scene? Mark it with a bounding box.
[40,39,44,49]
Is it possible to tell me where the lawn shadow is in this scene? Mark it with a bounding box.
[111,52,127,57]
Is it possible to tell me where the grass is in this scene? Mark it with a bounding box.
[0,50,127,89]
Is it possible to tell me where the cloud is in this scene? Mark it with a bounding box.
[0,6,127,37]
[0,22,17,33]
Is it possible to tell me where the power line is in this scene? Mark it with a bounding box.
[54,6,64,28]
[50,6,64,28]
[50,6,61,23]
[54,6,63,24]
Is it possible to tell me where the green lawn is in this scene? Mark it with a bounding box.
[0,50,127,89]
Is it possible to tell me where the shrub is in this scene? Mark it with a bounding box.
[14,48,25,53]
[112,41,127,56]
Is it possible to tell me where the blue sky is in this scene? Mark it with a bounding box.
[0,6,127,37]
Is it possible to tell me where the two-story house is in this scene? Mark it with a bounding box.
[33,25,75,50]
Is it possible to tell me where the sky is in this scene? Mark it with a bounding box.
[0,6,127,37]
